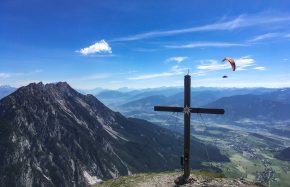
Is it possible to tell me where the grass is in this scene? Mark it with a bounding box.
[93,170,224,187]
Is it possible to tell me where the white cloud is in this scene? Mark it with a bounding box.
[191,71,207,76]
[0,73,11,78]
[166,56,188,63]
[248,32,290,42]
[77,40,112,55]
[0,70,43,79]
[67,73,110,81]
[112,13,290,41]
[197,59,227,71]
[197,56,256,71]
[128,65,186,80]
[165,42,245,49]
[235,56,256,71]
[128,72,180,80]
[253,66,266,70]
[249,33,280,42]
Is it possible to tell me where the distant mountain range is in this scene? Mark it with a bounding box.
[262,88,290,104]
[95,87,290,123]
[205,94,290,121]
[0,85,16,99]
[4,85,289,123]
[0,82,228,187]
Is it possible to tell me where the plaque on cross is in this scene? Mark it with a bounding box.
[154,75,225,185]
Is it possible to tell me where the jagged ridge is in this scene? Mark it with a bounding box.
[0,82,228,187]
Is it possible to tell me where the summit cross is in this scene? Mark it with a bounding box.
[154,75,225,184]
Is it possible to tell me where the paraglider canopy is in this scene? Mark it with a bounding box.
[222,75,228,78]
[222,57,236,71]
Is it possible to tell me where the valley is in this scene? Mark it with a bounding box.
[1,84,290,186]
[95,87,290,186]
[151,118,290,187]
[137,114,290,187]
[3,1,290,186]
[195,123,290,187]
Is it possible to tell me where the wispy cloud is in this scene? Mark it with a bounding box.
[166,56,188,63]
[79,74,110,81]
[197,56,256,71]
[0,70,43,79]
[235,57,256,71]
[77,40,112,55]
[112,13,290,41]
[0,73,11,79]
[67,74,110,82]
[191,71,207,76]
[165,42,245,49]
[133,48,160,52]
[248,32,290,42]
[197,59,228,71]
[253,66,266,70]
[128,65,186,80]
[248,33,281,42]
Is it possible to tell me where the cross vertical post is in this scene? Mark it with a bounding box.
[154,75,224,185]
[184,75,191,179]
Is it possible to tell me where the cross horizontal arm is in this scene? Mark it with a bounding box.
[190,107,224,114]
[154,106,184,112]
[154,106,224,114]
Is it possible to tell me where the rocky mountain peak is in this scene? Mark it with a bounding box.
[17,81,76,96]
[0,82,228,187]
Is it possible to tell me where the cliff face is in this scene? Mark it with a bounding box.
[0,82,228,187]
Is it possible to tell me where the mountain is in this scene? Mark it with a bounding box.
[205,94,290,121]
[0,82,228,187]
[95,87,280,113]
[276,147,290,161]
[0,85,16,99]
[77,87,105,95]
[119,95,169,113]
[96,90,136,110]
[96,90,132,99]
[116,87,134,92]
[96,88,182,105]
[262,88,290,104]
[118,90,232,118]
[94,171,264,187]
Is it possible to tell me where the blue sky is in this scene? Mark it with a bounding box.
[1,0,290,89]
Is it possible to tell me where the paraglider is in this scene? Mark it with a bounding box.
[222,57,236,71]
[222,75,228,78]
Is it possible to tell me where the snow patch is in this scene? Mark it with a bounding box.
[83,171,102,185]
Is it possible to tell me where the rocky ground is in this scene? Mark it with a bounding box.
[95,171,265,187]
